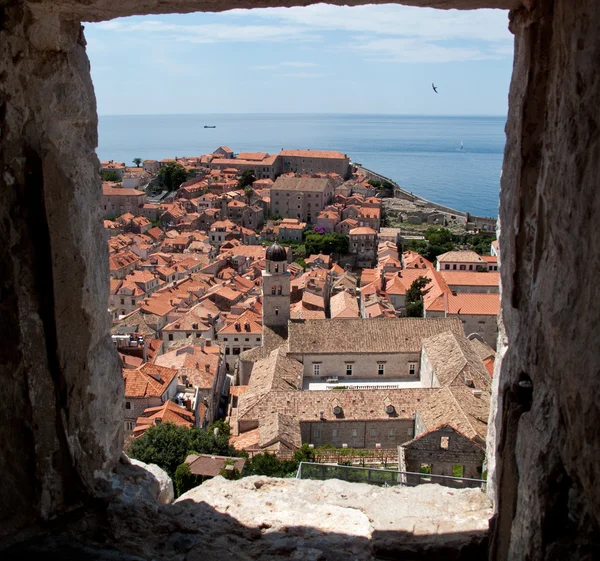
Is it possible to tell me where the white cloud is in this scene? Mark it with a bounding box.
[91,18,318,44]
[228,4,511,42]
[89,5,513,63]
[349,37,510,64]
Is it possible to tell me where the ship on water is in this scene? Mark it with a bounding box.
[204,125,216,129]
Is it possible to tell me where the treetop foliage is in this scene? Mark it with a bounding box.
[158,162,191,192]
[127,422,236,478]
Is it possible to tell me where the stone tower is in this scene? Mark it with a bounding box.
[262,242,290,336]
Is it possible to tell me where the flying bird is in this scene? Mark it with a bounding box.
[432,82,438,94]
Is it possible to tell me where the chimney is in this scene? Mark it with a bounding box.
[472,389,483,398]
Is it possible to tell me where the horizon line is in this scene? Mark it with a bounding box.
[98,112,507,118]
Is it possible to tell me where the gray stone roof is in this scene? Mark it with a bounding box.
[272,176,331,193]
[422,331,491,390]
[416,386,491,443]
[287,317,463,354]
[238,348,302,418]
[467,334,496,361]
[258,412,302,450]
[239,387,436,424]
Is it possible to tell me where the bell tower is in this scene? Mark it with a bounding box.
[262,242,291,336]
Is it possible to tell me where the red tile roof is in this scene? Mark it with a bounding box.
[124,363,177,398]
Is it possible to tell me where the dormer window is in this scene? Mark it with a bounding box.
[385,404,395,415]
[333,406,342,416]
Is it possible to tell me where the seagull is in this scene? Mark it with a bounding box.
[432,82,438,94]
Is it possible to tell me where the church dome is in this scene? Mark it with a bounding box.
[266,242,287,262]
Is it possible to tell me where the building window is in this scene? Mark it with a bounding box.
[125,401,131,410]
[378,363,385,376]
[460,265,466,271]
[168,334,173,341]
[314,429,321,440]
[453,264,457,270]
[332,429,339,438]
[223,337,228,342]
[245,337,249,342]
[469,265,473,270]
[346,364,353,376]
[120,299,125,305]
[351,429,358,438]
[409,363,416,375]
[271,285,276,295]
[445,264,450,270]
[275,307,279,316]
[131,299,135,305]
[275,264,279,273]
[440,436,450,449]
[313,363,320,376]
[277,285,282,295]
[388,429,395,440]
[234,338,238,342]
[225,348,230,355]
[370,428,377,437]
[232,347,241,355]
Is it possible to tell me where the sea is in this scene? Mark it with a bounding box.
[97,114,506,218]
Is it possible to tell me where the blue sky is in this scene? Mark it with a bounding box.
[85,4,513,116]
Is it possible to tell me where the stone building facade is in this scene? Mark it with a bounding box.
[270,176,334,222]
[349,227,378,268]
[399,425,485,481]
[102,184,147,218]
[280,150,351,178]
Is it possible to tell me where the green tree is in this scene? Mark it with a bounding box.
[219,460,243,481]
[101,170,120,182]
[173,461,203,497]
[127,422,237,478]
[237,169,256,190]
[424,227,455,246]
[294,258,307,270]
[133,157,143,168]
[158,162,189,192]
[208,420,232,438]
[244,185,255,203]
[293,444,316,464]
[405,276,432,317]
[243,452,298,478]
[304,233,349,256]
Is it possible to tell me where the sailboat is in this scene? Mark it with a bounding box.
[460,140,464,150]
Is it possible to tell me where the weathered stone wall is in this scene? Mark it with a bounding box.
[489,0,600,559]
[300,419,415,448]
[0,2,123,536]
[2,0,600,558]
[402,427,485,479]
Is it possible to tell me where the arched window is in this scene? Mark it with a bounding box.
[275,263,279,273]
[271,286,276,295]
[275,307,279,316]
[277,285,282,295]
